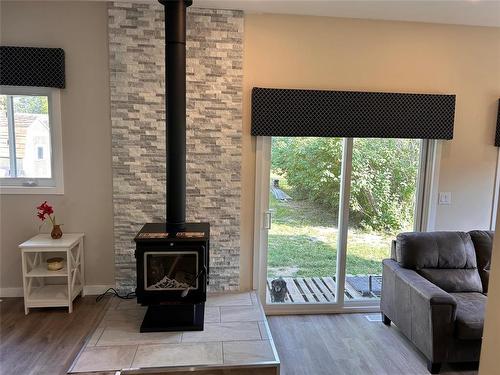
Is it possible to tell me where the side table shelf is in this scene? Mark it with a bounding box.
[26,261,68,277]
[27,285,82,305]
[19,233,85,314]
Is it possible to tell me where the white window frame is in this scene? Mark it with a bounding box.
[419,139,442,232]
[0,85,64,195]
[253,136,441,315]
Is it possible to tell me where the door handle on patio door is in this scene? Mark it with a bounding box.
[265,211,272,230]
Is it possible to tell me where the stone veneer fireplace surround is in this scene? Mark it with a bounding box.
[109,2,243,292]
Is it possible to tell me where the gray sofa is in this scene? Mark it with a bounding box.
[380,230,493,374]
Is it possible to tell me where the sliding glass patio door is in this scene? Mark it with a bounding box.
[266,137,342,304]
[343,138,422,303]
[254,136,426,312]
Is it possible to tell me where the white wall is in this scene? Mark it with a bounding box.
[0,1,114,294]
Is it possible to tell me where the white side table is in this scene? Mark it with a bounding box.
[19,233,85,314]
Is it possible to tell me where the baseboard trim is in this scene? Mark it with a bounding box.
[83,284,116,296]
[0,287,23,297]
[0,284,116,298]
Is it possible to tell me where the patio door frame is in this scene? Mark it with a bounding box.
[253,136,440,315]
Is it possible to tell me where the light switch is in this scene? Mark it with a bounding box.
[439,192,452,205]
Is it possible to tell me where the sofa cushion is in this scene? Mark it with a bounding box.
[396,232,483,292]
[451,292,486,340]
[419,269,483,293]
[469,230,494,293]
[396,232,477,269]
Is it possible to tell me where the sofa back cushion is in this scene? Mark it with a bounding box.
[396,232,477,269]
[396,231,483,293]
[418,269,482,293]
[469,230,494,293]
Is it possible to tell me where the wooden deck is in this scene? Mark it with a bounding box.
[266,276,379,303]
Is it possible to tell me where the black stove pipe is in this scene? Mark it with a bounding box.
[159,0,192,227]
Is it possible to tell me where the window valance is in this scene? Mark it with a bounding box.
[0,46,65,89]
[251,87,455,139]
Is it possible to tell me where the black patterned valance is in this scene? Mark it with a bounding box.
[251,87,456,139]
[0,46,65,88]
[495,99,500,147]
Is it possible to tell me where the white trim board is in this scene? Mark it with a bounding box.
[264,302,381,316]
[83,284,116,296]
[490,148,500,230]
[253,136,272,297]
[0,287,23,298]
[0,284,115,298]
[424,140,442,231]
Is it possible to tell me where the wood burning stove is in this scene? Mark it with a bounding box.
[135,223,209,332]
[134,0,210,333]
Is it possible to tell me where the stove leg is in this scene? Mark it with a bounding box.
[140,302,205,332]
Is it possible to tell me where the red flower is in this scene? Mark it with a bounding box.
[36,201,55,224]
[36,201,47,210]
[37,201,53,215]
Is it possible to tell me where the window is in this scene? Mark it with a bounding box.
[0,86,63,194]
[254,136,438,312]
[264,137,423,305]
[37,146,44,160]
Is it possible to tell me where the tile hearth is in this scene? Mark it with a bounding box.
[69,292,280,374]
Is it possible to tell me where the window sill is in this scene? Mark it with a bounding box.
[0,185,64,195]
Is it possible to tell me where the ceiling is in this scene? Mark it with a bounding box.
[192,0,500,28]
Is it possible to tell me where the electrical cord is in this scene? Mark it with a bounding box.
[96,288,136,303]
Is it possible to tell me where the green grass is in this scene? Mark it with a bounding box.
[267,186,394,278]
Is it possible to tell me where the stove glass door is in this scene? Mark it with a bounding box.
[144,251,198,291]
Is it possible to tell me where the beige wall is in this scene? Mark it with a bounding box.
[239,14,500,289]
[0,2,114,291]
[1,3,500,294]
[1,2,500,369]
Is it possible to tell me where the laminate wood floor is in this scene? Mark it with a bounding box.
[1,297,478,375]
[267,314,479,375]
[0,296,110,375]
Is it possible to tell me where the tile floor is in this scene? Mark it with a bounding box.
[69,292,280,374]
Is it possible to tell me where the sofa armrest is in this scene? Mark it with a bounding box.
[381,259,457,363]
[383,259,457,306]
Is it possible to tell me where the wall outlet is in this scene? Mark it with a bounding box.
[439,192,452,205]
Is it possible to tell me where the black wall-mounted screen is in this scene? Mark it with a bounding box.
[495,99,500,147]
[0,46,65,89]
[251,87,456,139]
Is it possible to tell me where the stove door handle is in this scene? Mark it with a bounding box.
[181,266,207,298]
